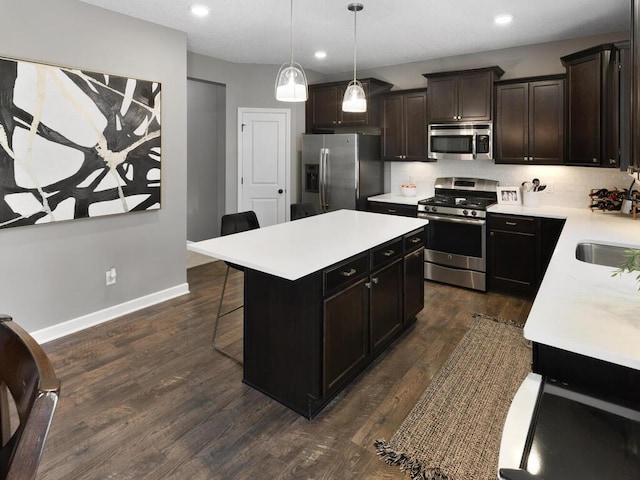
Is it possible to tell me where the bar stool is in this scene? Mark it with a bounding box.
[290,202,317,220]
[213,211,260,364]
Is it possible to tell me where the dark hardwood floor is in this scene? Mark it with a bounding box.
[38,261,531,479]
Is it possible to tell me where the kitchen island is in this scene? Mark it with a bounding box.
[491,205,640,476]
[189,210,427,418]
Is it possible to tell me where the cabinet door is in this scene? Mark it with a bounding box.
[489,229,537,297]
[404,91,428,160]
[310,85,340,127]
[370,260,403,355]
[368,201,417,217]
[323,279,369,395]
[495,82,529,164]
[404,247,425,323]
[382,94,404,160]
[428,76,459,122]
[566,54,602,165]
[529,79,565,164]
[458,71,493,121]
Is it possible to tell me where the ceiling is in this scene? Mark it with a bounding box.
[79,0,630,75]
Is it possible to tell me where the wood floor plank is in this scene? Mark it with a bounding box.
[36,261,532,479]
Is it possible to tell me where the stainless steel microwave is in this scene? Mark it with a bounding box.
[428,123,492,161]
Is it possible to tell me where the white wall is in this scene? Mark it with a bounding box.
[187,53,327,211]
[0,0,188,335]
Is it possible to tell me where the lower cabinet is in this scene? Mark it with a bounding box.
[368,201,417,217]
[243,228,425,418]
[324,278,370,395]
[488,213,565,297]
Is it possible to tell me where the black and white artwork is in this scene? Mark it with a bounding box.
[0,57,161,229]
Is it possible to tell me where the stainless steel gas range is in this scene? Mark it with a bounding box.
[417,177,499,291]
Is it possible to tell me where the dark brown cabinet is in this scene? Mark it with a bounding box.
[488,213,565,298]
[494,76,565,165]
[561,44,624,167]
[305,78,393,133]
[381,89,428,161]
[244,227,425,418]
[323,277,369,395]
[367,201,417,217]
[404,246,425,323]
[423,67,504,123]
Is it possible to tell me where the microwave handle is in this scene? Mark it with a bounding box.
[472,134,477,160]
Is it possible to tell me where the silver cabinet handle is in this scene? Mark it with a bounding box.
[387,209,396,213]
[413,250,422,258]
[372,277,379,284]
[410,237,421,244]
[505,221,517,226]
[382,249,395,257]
[340,268,356,277]
[365,281,372,289]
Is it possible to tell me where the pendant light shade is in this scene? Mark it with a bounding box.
[275,0,308,102]
[343,3,366,113]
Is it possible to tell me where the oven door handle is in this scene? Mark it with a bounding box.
[421,213,486,226]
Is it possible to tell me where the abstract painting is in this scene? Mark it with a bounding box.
[0,57,161,229]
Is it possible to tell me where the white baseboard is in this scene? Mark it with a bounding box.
[32,283,190,344]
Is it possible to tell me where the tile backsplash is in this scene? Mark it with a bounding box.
[389,160,635,208]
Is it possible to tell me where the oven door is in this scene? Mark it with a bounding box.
[422,213,486,272]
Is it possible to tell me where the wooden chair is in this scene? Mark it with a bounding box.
[213,211,260,364]
[0,315,60,480]
[290,202,317,220]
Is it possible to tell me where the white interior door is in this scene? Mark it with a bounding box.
[238,108,289,227]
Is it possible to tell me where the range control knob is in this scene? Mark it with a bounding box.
[431,206,438,213]
[462,209,468,216]
[471,210,477,217]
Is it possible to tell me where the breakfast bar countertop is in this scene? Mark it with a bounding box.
[488,204,640,370]
[188,209,427,281]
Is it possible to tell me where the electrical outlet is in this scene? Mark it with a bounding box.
[106,267,117,286]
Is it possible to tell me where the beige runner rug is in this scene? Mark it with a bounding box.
[375,313,531,480]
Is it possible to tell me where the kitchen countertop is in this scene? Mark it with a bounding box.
[188,209,427,281]
[367,193,421,205]
[488,204,640,370]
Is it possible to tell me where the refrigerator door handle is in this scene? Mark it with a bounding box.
[320,148,329,213]
[319,148,325,213]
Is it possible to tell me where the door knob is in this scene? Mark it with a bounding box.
[278,189,283,194]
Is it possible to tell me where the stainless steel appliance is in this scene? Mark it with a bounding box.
[417,177,499,291]
[301,134,383,213]
[427,123,492,161]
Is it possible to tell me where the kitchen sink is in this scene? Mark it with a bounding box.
[575,242,638,268]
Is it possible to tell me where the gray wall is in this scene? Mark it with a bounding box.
[187,79,226,241]
[0,0,188,333]
[187,53,327,211]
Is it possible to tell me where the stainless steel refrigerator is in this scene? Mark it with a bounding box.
[301,134,383,213]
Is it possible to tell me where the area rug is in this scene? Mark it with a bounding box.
[374,313,531,480]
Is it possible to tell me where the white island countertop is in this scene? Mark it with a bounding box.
[488,204,640,370]
[189,210,427,281]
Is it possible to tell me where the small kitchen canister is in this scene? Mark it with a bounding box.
[523,190,540,207]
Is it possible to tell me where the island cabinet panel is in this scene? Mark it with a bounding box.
[404,247,425,323]
[243,227,425,418]
[323,278,370,396]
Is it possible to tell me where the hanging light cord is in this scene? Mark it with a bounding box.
[289,0,294,64]
[352,6,357,81]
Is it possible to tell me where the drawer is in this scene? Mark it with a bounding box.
[403,228,425,252]
[324,253,369,295]
[488,214,535,233]
[368,202,417,217]
[371,238,403,270]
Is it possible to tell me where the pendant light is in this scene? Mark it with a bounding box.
[275,0,308,102]
[342,3,366,113]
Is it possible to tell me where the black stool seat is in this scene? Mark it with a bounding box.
[291,202,317,220]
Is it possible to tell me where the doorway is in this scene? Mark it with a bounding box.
[187,78,226,242]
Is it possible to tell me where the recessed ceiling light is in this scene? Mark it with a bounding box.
[190,4,210,18]
[314,51,327,60]
[494,13,514,25]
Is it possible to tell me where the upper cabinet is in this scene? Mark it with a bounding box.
[381,89,428,161]
[423,66,504,123]
[631,0,640,172]
[561,43,629,168]
[305,78,393,133]
[494,76,565,165]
